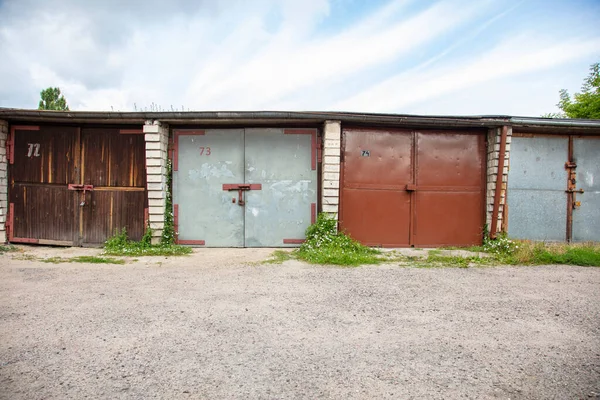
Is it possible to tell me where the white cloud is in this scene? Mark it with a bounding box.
[333,35,600,113]
[0,0,598,116]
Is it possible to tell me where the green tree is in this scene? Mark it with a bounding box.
[555,62,600,119]
[38,87,70,111]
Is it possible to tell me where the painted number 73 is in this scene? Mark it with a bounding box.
[199,147,211,156]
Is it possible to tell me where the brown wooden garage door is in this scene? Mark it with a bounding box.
[8,125,147,246]
[340,128,485,247]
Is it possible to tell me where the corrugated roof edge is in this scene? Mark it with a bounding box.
[0,107,599,128]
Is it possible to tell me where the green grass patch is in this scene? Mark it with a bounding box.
[71,256,125,264]
[451,235,600,267]
[296,214,382,266]
[263,250,294,264]
[41,255,125,264]
[506,241,600,266]
[0,245,18,254]
[421,253,485,268]
[103,228,192,257]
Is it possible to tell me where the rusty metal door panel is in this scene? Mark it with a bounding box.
[81,129,147,244]
[340,129,412,247]
[9,126,78,244]
[341,189,411,246]
[416,132,484,187]
[173,129,245,247]
[507,136,568,241]
[572,137,600,242]
[342,129,412,187]
[413,192,483,247]
[414,132,485,247]
[243,128,317,247]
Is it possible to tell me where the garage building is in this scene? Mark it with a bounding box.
[0,109,598,247]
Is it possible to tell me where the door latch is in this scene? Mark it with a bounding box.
[68,184,94,207]
[222,184,262,207]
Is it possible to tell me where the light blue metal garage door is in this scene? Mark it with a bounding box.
[173,128,317,247]
[573,137,600,242]
[507,136,568,241]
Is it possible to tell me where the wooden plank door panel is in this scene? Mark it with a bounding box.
[9,126,78,245]
[80,128,146,245]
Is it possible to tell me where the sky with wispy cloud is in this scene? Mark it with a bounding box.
[0,0,599,116]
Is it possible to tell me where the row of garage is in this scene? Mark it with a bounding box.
[0,110,598,247]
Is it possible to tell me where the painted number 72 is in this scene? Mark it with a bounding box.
[199,147,211,156]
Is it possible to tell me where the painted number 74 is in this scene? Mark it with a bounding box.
[199,147,211,156]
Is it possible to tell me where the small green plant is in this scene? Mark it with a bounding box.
[104,228,130,252]
[161,159,176,246]
[296,213,381,266]
[483,233,518,255]
[103,227,191,257]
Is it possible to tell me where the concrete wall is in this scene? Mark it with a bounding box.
[321,121,341,221]
[144,120,169,245]
[0,120,7,243]
[486,126,512,236]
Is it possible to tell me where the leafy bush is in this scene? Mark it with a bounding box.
[296,213,381,265]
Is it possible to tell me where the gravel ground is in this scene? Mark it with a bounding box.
[0,247,599,399]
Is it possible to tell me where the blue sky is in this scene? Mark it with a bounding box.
[0,0,598,116]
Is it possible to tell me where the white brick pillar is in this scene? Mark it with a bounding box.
[321,121,341,221]
[0,120,7,243]
[144,120,169,244]
[486,126,512,235]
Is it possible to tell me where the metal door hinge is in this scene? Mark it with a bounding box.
[565,188,584,194]
[565,161,577,169]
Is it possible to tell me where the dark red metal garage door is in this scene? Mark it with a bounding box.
[340,128,485,247]
[8,125,147,246]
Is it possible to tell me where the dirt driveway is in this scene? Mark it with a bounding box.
[1,247,599,399]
